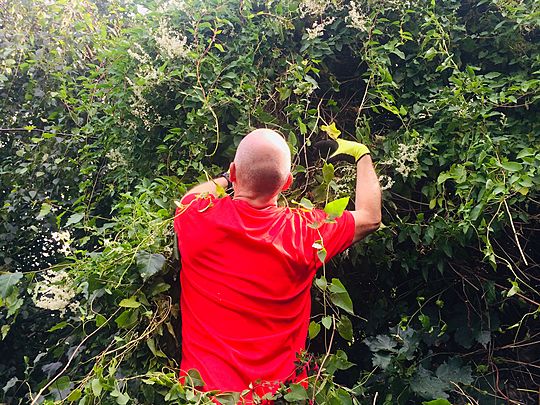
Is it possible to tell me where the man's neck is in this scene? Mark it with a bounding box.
[232,192,278,209]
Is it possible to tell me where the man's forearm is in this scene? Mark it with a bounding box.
[185,176,230,197]
[355,155,382,225]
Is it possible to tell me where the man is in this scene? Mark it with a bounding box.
[173,128,381,397]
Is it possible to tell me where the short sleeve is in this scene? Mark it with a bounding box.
[173,193,216,237]
[307,209,355,270]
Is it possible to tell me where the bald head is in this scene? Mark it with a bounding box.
[233,129,292,198]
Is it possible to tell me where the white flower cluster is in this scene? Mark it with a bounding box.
[306,17,336,40]
[32,270,78,315]
[299,0,329,17]
[154,19,190,60]
[126,44,164,130]
[0,140,6,148]
[105,148,128,170]
[347,1,369,32]
[381,140,423,178]
[157,0,186,13]
[378,174,395,191]
[51,230,71,256]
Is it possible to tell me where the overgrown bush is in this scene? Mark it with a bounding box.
[0,0,538,403]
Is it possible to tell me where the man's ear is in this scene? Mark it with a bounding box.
[229,162,236,182]
[281,173,293,191]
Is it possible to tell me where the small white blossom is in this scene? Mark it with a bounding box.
[347,1,369,32]
[379,174,395,190]
[51,230,71,256]
[381,140,423,178]
[299,0,328,17]
[105,148,128,170]
[33,270,78,315]
[306,17,336,39]
[154,19,190,59]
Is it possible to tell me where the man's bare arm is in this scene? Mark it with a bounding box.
[349,155,382,243]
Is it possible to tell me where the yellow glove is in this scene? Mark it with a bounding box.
[316,138,371,163]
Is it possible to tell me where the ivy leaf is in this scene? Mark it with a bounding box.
[364,334,398,353]
[136,252,166,282]
[0,272,23,299]
[320,122,341,139]
[410,366,450,399]
[284,384,308,401]
[324,197,349,219]
[436,358,473,385]
[372,353,392,370]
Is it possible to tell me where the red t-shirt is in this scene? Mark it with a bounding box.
[174,193,355,394]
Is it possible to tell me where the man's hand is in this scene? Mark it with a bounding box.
[315,138,370,164]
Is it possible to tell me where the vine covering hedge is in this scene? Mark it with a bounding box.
[0,0,539,403]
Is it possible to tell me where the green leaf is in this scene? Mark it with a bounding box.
[119,296,140,308]
[309,321,321,339]
[136,252,166,282]
[48,321,69,332]
[517,148,535,159]
[321,122,341,139]
[65,212,84,227]
[322,162,334,183]
[95,314,107,327]
[115,309,138,329]
[37,203,52,219]
[321,315,332,329]
[314,276,327,291]
[91,379,102,396]
[214,43,224,52]
[185,369,205,387]
[295,198,314,210]
[324,197,350,219]
[372,352,392,369]
[423,400,452,405]
[0,272,23,299]
[484,72,501,79]
[436,358,473,385]
[324,350,354,374]
[67,388,82,402]
[49,376,71,392]
[317,247,327,263]
[284,383,308,401]
[410,366,450,399]
[328,278,354,314]
[364,334,398,352]
[337,315,353,341]
[500,161,523,172]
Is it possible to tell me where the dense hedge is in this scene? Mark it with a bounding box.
[0,0,539,403]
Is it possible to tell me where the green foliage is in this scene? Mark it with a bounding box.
[1,0,539,403]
